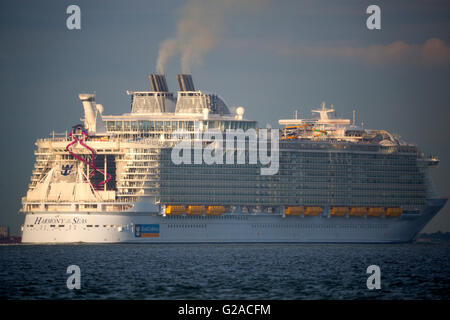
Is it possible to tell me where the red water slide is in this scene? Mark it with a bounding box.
[65,131,112,190]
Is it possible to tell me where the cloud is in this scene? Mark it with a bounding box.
[276,38,450,67]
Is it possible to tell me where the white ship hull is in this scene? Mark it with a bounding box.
[21,199,446,244]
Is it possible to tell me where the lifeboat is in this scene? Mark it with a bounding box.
[187,205,206,215]
[285,206,304,216]
[304,206,323,216]
[330,207,348,217]
[367,207,384,217]
[349,207,367,217]
[206,206,226,215]
[385,207,402,217]
[165,205,185,215]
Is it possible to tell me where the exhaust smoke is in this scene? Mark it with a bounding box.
[156,0,267,74]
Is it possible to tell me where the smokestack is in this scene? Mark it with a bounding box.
[149,74,169,92]
[177,74,195,91]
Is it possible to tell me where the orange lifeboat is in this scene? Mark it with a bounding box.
[367,208,384,217]
[206,206,226,215]
[330,207,349,217]
[349,207,367,217]
[285,206,304,216]
[187,205,206,215]
[165,205,185,215]
[304,206,323,216]
[385,207,402,217]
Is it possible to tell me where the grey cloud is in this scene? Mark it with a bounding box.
[276,38,450,67]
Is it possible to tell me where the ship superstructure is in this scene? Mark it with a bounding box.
[20,74,446,243]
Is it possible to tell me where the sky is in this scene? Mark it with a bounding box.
[0,0,449,235]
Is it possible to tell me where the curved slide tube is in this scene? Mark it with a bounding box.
[65,131,112,190]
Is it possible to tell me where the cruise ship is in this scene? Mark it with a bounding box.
[20,74,447,243]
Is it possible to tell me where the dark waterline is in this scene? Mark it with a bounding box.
[0,243,449,299]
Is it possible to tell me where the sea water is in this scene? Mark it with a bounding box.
[0,243,448,299]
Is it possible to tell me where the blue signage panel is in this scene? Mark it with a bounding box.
[135,224,160,238]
